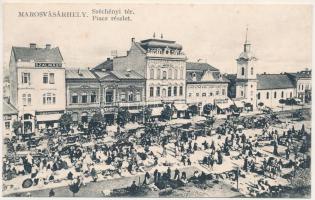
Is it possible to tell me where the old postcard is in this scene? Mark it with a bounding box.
[1,1,312,198]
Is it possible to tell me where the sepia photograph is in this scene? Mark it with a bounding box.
[1,1,312,198]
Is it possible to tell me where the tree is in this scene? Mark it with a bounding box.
[141,106,152,124]
[88,111,106,135]
[12,120,22,135]
[116,108,130,127]
[188,105,198,116]
[160,104,173,121]
[59,113,73,132]
[203,104,214,115]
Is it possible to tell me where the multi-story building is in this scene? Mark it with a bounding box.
[287,69,312,103]
[186,62,229,113]
[65,68,101,124]
[9,43,65,131]
[112,36,187,108]
[92,69,146,124]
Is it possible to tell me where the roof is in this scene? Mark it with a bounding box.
[93,58,113,71]
[3,101,18,115]
[186,62,219,71]
[110,70,145,80]
[139,38,183,50]
[257,74,295,90]
[12,46,63,63]
[92,71,119,81]
[287,70,312,79]
[65,68,97,79]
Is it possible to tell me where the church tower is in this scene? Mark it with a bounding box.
[235,27,258,108]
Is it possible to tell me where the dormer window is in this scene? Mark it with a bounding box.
[192,72,197,81]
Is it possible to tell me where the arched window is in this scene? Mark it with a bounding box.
[257,92,260,100]
[162,71,167,79]
[128,92,134,102]
[168,87,172,96]
[251,67,253,75]
[157,69,161,79]
[266,92,269,99]
[241,67,245,76]
[274,91,277,99]
[71,93,78,104]
[168,68,172,79]
[150,68,154,79]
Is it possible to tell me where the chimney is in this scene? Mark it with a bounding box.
[46,44,51,49]
[30,43,36,49]
[131,38,135,43]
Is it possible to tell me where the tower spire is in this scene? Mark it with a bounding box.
[245,25,248,44]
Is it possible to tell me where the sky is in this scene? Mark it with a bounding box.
[3,3,313,75]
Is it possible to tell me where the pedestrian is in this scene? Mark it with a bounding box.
[174,168,180,180]
[49,189,55,197]
[153,169,158,183]
[187,158,191,166]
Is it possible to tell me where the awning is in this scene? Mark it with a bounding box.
[216,103,231,109]
[36,113,62,122]
[234,101,244,108]
[151,107,163,116]
[129,109,140,114]
[174,104,188,111]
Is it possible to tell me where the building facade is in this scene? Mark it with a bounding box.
[112,37,187,107]
[65,69,101,124]
[287,70,312,103]
[186,62,229,113]
[9,43,66,131]
[3,101,18,138]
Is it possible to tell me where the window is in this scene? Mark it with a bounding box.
[168,87,172,96]
[43,73,48,84]
[202,93,206,97]
[156,87,160,96]
[106,91,113,103]
[290,92,292,98]
[81,93,88,103]
[162,71,167,79]
[179,86,183,96]
[43,93,56,104]
[168,69,172,79]
[49,73,55,84]
[241,67,245,76]
[301,85,304,90]
[157,69,161,79]
[22,94,27,105]
[188,93,192,97]
[196,93,199,97]
[150,69,154,79]
[222,89,225,96]
[136,92,141,101]
[162,88,166,97]
[216,90,219,95]
[27,94,31,105]
[274,91,277,99]
[128,92,134,101]
[120,92,126,102]
[91,92,97,103]
[281,91,284,98]
[257,92,261,100]
[5,122,10,129]
[71,93,78,104]
[266,92,269,99]
[251,67,253,75]
[192,73,196,78]
[174,69,178,79]
[209,92,213,96]
[150,87,154,97]
[241,91,244,97]
[22,73,30,84]
[173,86,177,96]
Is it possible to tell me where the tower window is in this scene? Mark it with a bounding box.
[251,67,253,75]
[241,67,245,76]
[257,92,260,100]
